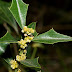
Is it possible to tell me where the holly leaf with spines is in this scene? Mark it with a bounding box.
[0,32,17,43]
[20,57,41,68]
[32,28,72,44]
[28,22,38,36]
[9,0,29,29]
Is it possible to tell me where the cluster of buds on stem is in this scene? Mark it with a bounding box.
[10,26,35,72]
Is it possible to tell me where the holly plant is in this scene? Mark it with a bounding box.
[0,0,72,72]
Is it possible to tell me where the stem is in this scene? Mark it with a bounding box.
[13,44,18,55]
[3,23,11,33]
[31,47,37,59]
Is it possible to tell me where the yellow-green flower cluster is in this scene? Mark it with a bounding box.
[21,26,34,35]
[10,59,18,69]
[18,36,34,49]
[10,26,35,72]
[18,39,27,49]
[17,26,34,61]
[16,53,26,61]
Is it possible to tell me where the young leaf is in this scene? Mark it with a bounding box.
[28,22,38,36]
[0,43,8,55]
[0,1,18,34]
[20,57,41,68]
[28,22,36,29]
[9,0,29,29]
[32,29,72,44]
[0,32,17,43]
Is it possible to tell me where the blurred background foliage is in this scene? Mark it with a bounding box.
[0,0,72,72]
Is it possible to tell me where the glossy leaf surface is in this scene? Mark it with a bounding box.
[9,0,29,29]
[32,29,72,44]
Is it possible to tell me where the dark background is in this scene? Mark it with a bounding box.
[0,0,72,72]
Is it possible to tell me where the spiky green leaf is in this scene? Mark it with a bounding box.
[9,0,29,29]
[32,29,72,44]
